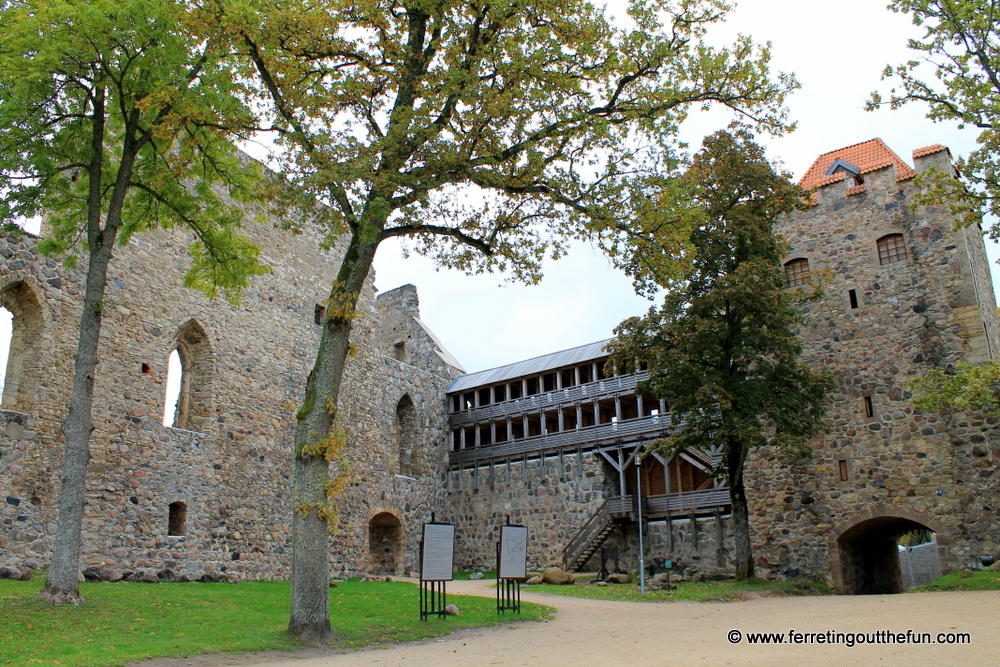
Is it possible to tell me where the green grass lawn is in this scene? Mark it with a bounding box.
[909,569,1000,592]
[0,577,551,667]
[522,577,834,602]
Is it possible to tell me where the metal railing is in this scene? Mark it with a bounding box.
[448,372,650,428]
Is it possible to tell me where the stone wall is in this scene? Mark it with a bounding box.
[747,147,1000,587]
[445,452,608,570]
[0,210,462,579]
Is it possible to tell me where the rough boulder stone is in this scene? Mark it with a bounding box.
[525,575,542,585]
[100,569,124,582]
[607,573,630,584]
[199,571,227,583]
[541,567,574,585]
[467,571,484,580]
[127,570,159,584]
[443,604,460,616]
[82,567,102,582]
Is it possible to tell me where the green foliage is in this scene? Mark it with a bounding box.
[0,578,551,666]
[608,130,835,471]
[223,0,798,286]
[871,0,1000,226]
[910,360,1000,414]
[0,0,269,301]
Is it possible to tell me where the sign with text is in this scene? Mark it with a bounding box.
[498,525,528,580]
[420,523,455,581]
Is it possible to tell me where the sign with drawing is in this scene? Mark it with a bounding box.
[420,522,455,581]
[498,524,528,579]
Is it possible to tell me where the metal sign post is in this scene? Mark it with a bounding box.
[496,518,527,614]
[637,461,646,596]
[419,515,455,620]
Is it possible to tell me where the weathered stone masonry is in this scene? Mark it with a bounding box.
[0,213,462,579]
[3,138,999,593]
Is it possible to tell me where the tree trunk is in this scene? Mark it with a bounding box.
[288,233,378,643]
[38,237,116,603]
[40,88,134,603]
[729,474,755,580]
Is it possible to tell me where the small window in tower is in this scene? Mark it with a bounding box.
[393,341,405,362]
[877,234,907,265]
[784,258,810,287]
[848,289,859,309]
[838,460,849,482]
[314,304,326,325]
[168,501,187,536]
[863,395,874,419]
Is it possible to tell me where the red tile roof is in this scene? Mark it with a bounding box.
[912,144,949,159]
[798,138,916,190]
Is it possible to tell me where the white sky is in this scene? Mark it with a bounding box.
[4,0,997,382]
[371,0,1000,373]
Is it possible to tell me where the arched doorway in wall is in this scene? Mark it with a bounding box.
[0,281,44,413]
[832,510,945,595]
[369,512,403,575]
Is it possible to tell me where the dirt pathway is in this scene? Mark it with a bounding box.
[136,580,999,667]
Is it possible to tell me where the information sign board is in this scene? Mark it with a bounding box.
[498,525,528,579]
[420,523,455,581]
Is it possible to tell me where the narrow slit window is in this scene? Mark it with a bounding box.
[168,501,187,536]
[848,289,859,309]
[314,304,326,325]
[784,258,810,287]
[877,234,907,265]
[863,396,874,419]
[838,460,849,482]
[393,341,405,362]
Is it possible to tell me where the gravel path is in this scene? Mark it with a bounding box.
[134,579,999,667]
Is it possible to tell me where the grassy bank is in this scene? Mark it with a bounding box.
[909,569,1000,592]
[523,577,834,602]
[0,577,550,667]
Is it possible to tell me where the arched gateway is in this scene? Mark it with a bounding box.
[829,506,948,594]
[368,512,403,575]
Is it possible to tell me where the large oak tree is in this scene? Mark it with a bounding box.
[0,0,269,603]
[221,0,798,641]
[608,130,834,580]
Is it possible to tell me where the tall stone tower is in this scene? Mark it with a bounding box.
[749,139,1000,593]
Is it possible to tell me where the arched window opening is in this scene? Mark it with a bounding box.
[784,258,810,287]
[163,349,186,427]
[162,320,213,432]
[168,501,187,536]
[0,282,43,413]
[396,395,419,477]
[877,234,907,265]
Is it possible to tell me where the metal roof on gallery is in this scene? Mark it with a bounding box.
[447,339,613,393]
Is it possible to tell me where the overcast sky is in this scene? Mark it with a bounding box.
[371,0,1000,373]
[7,0,998,387]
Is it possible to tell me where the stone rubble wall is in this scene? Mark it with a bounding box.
[590,516,735,576]
[445,452,608,570]
[747,151,1000,584]
[0,209,461,579]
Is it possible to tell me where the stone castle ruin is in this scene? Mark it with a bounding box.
[2,139,999,593]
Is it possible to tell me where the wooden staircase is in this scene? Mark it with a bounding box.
[562,500,615,572]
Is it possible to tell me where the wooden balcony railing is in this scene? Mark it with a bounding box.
[448,372,650,428]
[448,413,675,466]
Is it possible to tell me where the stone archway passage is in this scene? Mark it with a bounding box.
[836,515,938,595]
[369,512,403,575]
